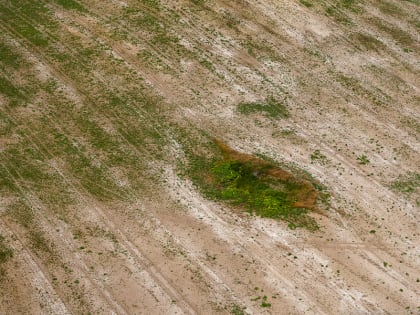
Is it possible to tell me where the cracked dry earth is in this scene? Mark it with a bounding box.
[0,0,419,314]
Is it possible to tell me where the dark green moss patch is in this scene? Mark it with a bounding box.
[187,140,326,230]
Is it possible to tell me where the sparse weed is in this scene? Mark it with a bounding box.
[357,155,370,165]
[311,150,328,165]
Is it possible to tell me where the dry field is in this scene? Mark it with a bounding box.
[0,0,419,314]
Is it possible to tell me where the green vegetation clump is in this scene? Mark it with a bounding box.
[300,0,313,8]
[378,0,404,17]
[237,97,289,119]
[229,304,246,315]
[311,150,328,165]
[357,154,370,165]
[188,140,324,230]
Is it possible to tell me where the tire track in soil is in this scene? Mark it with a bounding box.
[164,168,419,314]
[0,109,195,314]
[0,159,130,315]
[0,220,71,315]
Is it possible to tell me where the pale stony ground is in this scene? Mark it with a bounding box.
[0,0,419,314]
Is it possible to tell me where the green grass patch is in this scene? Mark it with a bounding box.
[229,304,246,315]
[13,22,49,46]
[378,0,405,17]
[0,42,22,69]
[190,0,206,5]
[300,0,313,7]
[336,73,388,106]
[0,1,64,57]
[353,33,385,51]
[187,140,324,230]
[243,38,285,62]
[0,76,26,105]
[341,0,362,12]
[311,150,328,165]
[6,199,34,229]
[54,0,86,12]
[391,172,419,194]
[140,0,161,10]
[237,97,289,119]
[370,18,413,47]
[325,6,352,24]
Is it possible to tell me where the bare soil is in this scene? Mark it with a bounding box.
[0,0,418,314]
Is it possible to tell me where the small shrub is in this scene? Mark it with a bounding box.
[260,301,271,308]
